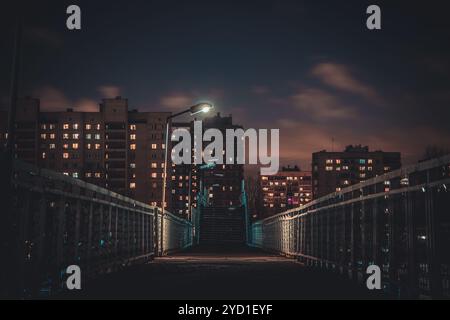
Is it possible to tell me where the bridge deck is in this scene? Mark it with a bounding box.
[61,246,383,299]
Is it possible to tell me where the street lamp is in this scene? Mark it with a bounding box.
[159,102,213,256]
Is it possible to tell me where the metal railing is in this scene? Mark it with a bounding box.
[251,155,450,298]
[8,160,193,296]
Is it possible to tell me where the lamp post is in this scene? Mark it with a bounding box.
[158,102,213,256]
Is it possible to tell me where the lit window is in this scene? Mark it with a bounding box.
[326,159,333,164]
[73,124,79,130]
[63,133,69,139]
[368,159,373,164]
[95,134,101,140]
[335,159,341,164]
[94,172,101,178]
[384,166,390,171]
[72,133,79,139]
[41,124,46,130]
[72,143,78,149]
[130,163,136,169]
[40,133,46,139]
[63,144,69,149]
[95,144,101,150]
[49,144,56,149]
[130,183,136,189]
[130,144,136,150]
[325,166,333,171]
[359,159,366,164]
[63,153,69,159]
[336,187,342,192]
[130,134,136,140]
[85,124,91,130]
[151,173,157,178]
[151,162,157,168]
[96,124,101,130]
[73,172,79,178]
[151,144,157,149]
[42,152,46,159]
[162,144,165,150]
[85,172,92,178]
[86,134,92,139]
[50,134,55,139]
[63,124,69,130]
[130,124,136,130]
[86,144,91,150]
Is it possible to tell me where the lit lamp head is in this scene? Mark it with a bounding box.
[190,102,214,116]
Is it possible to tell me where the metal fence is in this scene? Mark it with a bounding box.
[251,155,450,298]
[9,160,193,297]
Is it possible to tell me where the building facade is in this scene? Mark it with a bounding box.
[1,96,169,207]
[260,165,312,218]
[312,145,401,199]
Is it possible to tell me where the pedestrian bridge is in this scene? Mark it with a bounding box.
[2,155,450,299]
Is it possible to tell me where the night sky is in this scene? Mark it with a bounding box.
[1,0,450,168]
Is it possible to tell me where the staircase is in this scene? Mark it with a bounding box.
[199,206,246,245]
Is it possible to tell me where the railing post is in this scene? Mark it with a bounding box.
[425,185,442,298]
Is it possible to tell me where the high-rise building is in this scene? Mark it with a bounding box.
[260,165,312,218]
[0,96,170,207]
[312,145,401,199]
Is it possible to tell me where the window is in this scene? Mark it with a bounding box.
[73,124,79,130]
[326,159,333,164]
[130,124,136,130]
[42,152,46,159]
[50,133,55,139]
[49,144,56,149]
[325,166,333,171]
[49,124,55,130]
[72,143,79,149]
[86,144,91,150]
[130,183,136,189]
[130,134,136,140]
[151,144,157,149]
[63,144,69,149]
[162,144,165,150]
[86,134,92,139]
[63,153,69,159]
[72,133,79,139]
[63,133,69,140]
[368,159,373,164]
[95,134,101,140]
[151,173,157,178]
[85,172,92,178]
[94,172,101,178]
[95,144,101,150]
[96,124,101,130]
[40,124,46,130]
[151,162,157,168]
[73,172,79,178]
[130,163,136,169]
[335,159,341,164]
[40,133,46,139]
[63,124,69,130]
[130,144,136,150]
[85,124,91,130]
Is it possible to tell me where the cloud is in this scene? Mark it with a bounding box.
[33,86,99,112]
[291,87,358,120]
[33,86,71,111]
[160,93,194,111]
[251,85,270,95]
[311,63,378,100]
[98,85,122,98]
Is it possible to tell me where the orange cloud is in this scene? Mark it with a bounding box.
[312,62,378,100]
